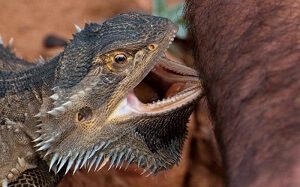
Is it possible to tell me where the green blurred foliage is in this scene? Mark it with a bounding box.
[152,0,187,39]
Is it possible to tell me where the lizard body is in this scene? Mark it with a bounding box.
[0,12,202,186]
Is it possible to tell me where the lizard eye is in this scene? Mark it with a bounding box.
[105,52,132,72]
[114,54,127,64]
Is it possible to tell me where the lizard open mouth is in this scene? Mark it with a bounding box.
[108,53,201,119]
[127,55,201,115]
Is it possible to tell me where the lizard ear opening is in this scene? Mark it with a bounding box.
[77,106,93,122]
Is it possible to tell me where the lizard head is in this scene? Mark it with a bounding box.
[34,12,202,175]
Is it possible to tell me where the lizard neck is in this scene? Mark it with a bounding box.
[0,55,61,126]
[0,55,60,97]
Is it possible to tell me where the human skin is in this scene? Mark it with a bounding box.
[185,0,300,186]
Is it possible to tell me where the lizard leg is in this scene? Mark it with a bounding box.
[3,157,36,186]
[0,121,37,186]
[7,160,62,187]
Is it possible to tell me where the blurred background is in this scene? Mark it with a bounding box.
[0,0,224,186]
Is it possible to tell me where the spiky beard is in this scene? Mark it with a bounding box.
[33,133,183,176]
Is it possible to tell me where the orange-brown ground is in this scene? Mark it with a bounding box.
[0,1,224,186]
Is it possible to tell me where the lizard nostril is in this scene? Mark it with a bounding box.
[147,44,158,51]
[77,107,93,122]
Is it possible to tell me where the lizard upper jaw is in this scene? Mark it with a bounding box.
[111,56,202,117]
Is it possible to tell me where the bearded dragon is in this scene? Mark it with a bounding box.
[0,12,202,186]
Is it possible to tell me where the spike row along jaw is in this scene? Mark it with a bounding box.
[45,143,167,176]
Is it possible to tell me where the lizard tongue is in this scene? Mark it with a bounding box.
[165,82,187,97]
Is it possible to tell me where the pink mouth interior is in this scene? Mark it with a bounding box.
[133,60,199,104]
[127,58,201,113]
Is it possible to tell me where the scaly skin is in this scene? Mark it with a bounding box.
[0,38,60,187]
[0,12,202,186]
[0,37,34,72]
